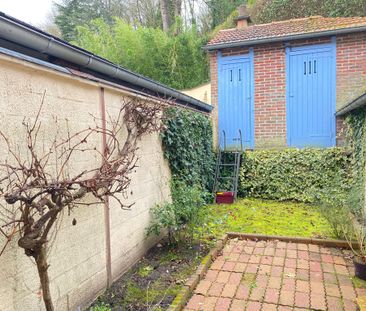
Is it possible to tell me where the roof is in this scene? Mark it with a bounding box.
[0,12,212,113]
[206,16,366,50]
[336,92,366,116]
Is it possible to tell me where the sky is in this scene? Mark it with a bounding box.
[0,0,58,26]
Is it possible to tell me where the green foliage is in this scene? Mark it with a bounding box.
[148,107,214,245]
[147,181,206,244]
[137,265,154,277]
[206,0,246,29]
[73,18,209,89]
[210,9,239,38]
[240,148,352,203]
[319,199,353,239]
[90,302,111,311]
[55,0,113,42]
[345,108,366,217]
[161,107,215,193]
[250,0,366,24]
[199,198,335,239]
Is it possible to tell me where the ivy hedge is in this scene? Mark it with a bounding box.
[239,148,352,203]
[161,107,215,194]
[345,108,366,216]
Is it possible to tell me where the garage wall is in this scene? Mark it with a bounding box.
[0,53,171,311]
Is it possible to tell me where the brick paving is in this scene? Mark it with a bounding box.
[184,238,365,310]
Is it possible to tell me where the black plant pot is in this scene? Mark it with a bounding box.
[354,257,366,280]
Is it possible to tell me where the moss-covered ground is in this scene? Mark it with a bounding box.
[199,198,336,240]
[90,198,336,310]
[89,243,208,311]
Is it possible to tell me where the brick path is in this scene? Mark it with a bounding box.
[185,238,366,310]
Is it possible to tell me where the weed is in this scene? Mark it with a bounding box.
[90,302,110,311]
[137,265,154,277]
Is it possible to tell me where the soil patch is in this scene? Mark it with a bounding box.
[89,241,209,311]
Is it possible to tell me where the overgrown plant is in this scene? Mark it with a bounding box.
[147,181,206,244]
[149,107,214,245]
[345,109,366,217]
[339,182,366,265]
[74,18,209,90]
[161,107,215,196]
[0,94,166,311]
[250,0,366,24]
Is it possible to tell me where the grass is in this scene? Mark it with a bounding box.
[199,198,336,240]
[352,276,366,289]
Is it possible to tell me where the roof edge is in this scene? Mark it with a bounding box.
[0,12,212,113]
[204,25,366,51]
[336,93,366,116]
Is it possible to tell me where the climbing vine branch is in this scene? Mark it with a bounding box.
[0,94,166,311]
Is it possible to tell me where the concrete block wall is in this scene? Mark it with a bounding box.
[0,53,171,311]
[209,32,366,148]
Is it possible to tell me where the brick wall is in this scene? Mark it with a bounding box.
[209,32,366,148]
[253,43,286,148]
[336,32,366,110]
[209,50,219,147]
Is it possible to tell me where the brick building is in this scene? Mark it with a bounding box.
[205,14,366,149]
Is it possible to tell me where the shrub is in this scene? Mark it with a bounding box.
[345,108,366,217]
[74,18,209,90]
[147,181,206,244]
[240,148,352,203]
[147,107,214,246]
[161,107,215,197]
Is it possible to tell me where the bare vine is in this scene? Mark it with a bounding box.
[0,93,166,311]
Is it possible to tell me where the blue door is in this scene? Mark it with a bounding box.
[218,55,253,149]
[287,43,336,148]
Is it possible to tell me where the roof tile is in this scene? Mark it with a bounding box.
[207,16,366,47]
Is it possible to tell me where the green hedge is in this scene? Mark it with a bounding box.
[345,108,366,216]
[239,148,352,203]
[161,107,215,193]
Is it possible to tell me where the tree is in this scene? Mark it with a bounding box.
[123,0,161,28]
[54,0,112,41]
[0,93,166,311]
[250,0,366,24]
[205,0,246,29]
[160,0,171,32]
[73,18,209,89]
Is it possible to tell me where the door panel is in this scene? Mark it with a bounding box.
[287,45,335,148]
[218,58,252,149]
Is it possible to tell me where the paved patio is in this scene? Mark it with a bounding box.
[184,238,365,311]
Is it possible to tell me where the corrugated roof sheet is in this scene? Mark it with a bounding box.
[207,16,366,47]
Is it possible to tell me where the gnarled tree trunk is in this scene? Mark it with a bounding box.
[35,246,54,311]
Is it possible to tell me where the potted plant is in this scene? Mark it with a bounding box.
[349,224,366,280]
[343,211,366,280]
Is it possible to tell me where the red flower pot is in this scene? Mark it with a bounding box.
[215,192,234,204]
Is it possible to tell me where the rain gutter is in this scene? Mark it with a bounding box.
[204,26,366,51]
[0,12,212,113]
